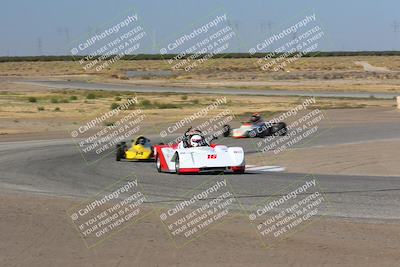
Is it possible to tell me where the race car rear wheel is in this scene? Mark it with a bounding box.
[156,156,162,172]
[222,124,231,137]
[116,146,124,161]
[174,154,181,175]
[275,122,287,136]
[232,166,245,174]
[248,129,257,138]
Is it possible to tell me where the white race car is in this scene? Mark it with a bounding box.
[154,128,245,174]
[222,113,287,138]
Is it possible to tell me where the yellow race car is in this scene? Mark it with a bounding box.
[116,136,155,161]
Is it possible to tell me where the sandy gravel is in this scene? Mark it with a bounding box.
[1,193,400,267]
[251,138,400,177]
[354,61,391,72]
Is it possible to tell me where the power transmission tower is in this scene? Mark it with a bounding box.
[57,27,70,43]
[152,29,157,54]
[228,19,240,31]
[392,20,399,33]
[65,28,70,43]
[267,21,274,33]
[37,37,43,55]
[391,20,399,50]
[292,31,297,41]
[260,21,266,34]
[234,20,240,31]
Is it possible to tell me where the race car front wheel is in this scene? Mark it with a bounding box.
[222,124,231,137]
[174,154,181,175]
[156,156,162,172]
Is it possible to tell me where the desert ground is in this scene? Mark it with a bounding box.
[1,56,400,92]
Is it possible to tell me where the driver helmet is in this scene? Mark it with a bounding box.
[250,113,261,123]
[137,137,146,145]
[190,134,203,147]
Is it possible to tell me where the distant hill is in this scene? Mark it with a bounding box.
[1,51,400,62]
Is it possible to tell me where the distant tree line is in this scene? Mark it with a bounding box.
[1,51,400,62]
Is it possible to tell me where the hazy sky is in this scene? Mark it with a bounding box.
[1,0,399,56]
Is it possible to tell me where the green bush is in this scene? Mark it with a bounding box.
[69,95,78,100]
[86,93,96,99]
[192,99,200,104]
[54,107,61,111]
[28,97,37,103]
[140,99,152,107]
[104,121,115,127]
[114,96,122,101]
[37,106,45,111]
[51,97,59,103]
[110,103,120,110]
[153,101,178,109]
[181,95,188,100]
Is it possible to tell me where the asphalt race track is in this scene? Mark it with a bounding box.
[19,80,399,99]
[1,122,400,221]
